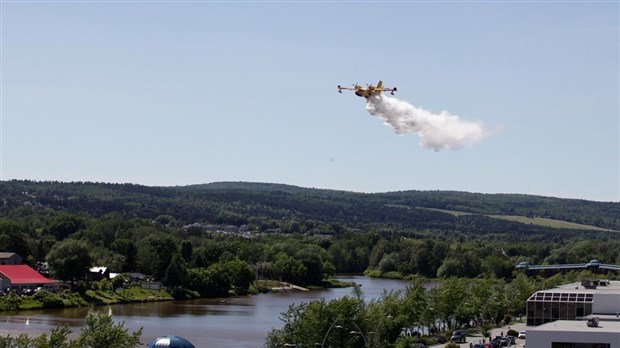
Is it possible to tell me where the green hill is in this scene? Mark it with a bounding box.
[1,180,619,242]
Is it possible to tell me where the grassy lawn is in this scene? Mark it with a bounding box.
[488,215,615,231]
[417,207,616,231]
[85,288,173,304]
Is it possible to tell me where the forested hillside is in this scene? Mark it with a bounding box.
[2,180,618,237]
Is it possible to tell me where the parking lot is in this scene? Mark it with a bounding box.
[431,322,527,348]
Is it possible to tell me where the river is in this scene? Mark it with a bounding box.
[0,276,411,347]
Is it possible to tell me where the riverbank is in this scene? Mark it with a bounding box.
[2,277,355,313]
[0,287,174,312]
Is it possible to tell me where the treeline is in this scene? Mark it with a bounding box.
[1,212,619,293]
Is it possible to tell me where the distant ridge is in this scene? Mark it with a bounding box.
[2,180,619,239]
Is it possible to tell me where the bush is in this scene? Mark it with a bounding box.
[42,295,65,308]
[507,329,519,337]
[0,292,22,311]
[481,323,493,338]
[382,271,405,279]
[33,289,66,308]
[33,289,52,301]
[445,344,460,348]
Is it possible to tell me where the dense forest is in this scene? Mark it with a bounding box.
[1,180,619,302]
[2,180,619,233]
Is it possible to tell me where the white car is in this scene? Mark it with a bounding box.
[518,331,526,339]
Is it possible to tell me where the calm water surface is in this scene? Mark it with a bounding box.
[0,276,411,347]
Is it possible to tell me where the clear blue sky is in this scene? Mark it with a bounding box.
[1,1,618,202]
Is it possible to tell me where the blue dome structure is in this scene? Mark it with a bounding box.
[146,336,195,348]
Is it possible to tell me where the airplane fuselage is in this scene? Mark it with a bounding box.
[338,81,396,98]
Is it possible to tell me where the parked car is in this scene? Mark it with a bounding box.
[450,329,467,343]
[518,331,526,339]
[490,337,502,348]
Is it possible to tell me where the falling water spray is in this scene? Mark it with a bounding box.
[365,95,487,151]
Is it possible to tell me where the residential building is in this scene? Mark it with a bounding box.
[87,267,110,281]
[0,252,23,265]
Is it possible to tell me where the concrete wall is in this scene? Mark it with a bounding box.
[593,293,620,314]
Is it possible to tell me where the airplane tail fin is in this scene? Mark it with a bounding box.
[377,80,383,89]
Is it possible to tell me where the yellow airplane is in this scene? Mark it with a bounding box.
[337,80,397,98]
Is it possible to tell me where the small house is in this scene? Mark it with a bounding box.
[0,252,23,265]
[87,267,110,281]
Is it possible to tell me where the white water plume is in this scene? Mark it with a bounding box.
[365,95,487,151]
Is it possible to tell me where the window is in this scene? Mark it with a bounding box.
[526,291,596,326]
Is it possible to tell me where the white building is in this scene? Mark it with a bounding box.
[526,279,620,326]
[525,280,620,348]
[526,319,620,348]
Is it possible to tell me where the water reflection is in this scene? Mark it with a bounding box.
[0,276,411,347]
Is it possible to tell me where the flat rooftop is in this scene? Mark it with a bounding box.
[529,320,620,334]
[543,280,620,294]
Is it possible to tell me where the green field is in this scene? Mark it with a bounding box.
[418,207,617,232]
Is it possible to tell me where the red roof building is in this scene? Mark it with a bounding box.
[0,265,56,292]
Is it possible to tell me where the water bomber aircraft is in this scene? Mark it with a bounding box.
[337,80,397,98]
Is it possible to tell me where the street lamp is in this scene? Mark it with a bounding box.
[349,321,368,347]
[349,331,368,346]
[319,315,344,348]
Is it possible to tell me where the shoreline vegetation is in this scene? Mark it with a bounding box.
[0,278,355,312]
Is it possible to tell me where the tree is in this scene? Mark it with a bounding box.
[505,273,538,316]
[136,234,177,279]
[434,277,467,329]
[0,219,31,261]
[0,313,141,348]
[204,262,233,297]
[295,247,327,285]
[402,277,428,328]
[482,255,515,279]
[225,259,256,295]
[164,254,188,288]
[0,326,72,348]
[76,313,142,348]
[186,268,210,296]
[45,214,85,240]
[273,252,306,285]
[265,296,367,348]
[46,240,92,283]
[180,240,193,262]
[110,239,138,273]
